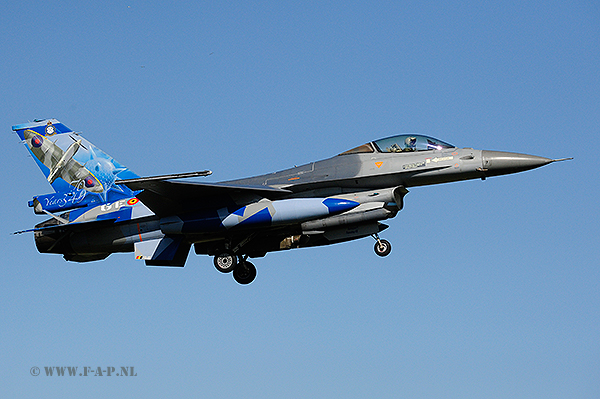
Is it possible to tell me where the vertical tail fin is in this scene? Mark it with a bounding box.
[13,119,139,212]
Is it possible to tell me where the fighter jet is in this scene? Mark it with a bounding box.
[13,119,571,285]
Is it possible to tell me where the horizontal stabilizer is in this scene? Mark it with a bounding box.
[13,217,120,235]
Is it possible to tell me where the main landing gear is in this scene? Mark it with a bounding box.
[214,234,392,285]
[372,234,392,257]
[214,251,237,273]
[213,252,257,285]
[233,260,257,285]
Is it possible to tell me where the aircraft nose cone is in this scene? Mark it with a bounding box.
[481,150,553,177]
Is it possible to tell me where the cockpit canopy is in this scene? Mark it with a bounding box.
[340,135,455,155]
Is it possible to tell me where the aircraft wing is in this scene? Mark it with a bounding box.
[117,179,293,216]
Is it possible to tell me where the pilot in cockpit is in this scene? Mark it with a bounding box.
[404,136,417,151]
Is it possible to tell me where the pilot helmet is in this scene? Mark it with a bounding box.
[405,136,417,148]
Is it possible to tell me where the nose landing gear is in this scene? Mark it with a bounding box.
[372,234,392,257]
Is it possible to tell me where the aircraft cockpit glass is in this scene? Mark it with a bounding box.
[338,142,375,155]
[373,135,454,153]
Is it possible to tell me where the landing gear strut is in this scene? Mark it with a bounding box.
[372,234,392,257]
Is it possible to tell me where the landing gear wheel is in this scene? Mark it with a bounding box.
[374,239,392,257]
[214,251,237,273]
[233,261,257,285]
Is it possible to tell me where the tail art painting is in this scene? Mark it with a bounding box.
[14,119,139,214]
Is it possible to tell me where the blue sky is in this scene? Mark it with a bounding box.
[1,1,598,397]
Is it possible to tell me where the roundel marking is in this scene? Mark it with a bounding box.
[127,198,139,206]
[84,176,96,188]
[31,135,43,148]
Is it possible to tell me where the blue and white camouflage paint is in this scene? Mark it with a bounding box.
[221,198,359,229]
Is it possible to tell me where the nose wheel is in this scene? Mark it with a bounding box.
[372,234,392,257]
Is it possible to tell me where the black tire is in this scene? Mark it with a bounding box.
[214,251,237,273]
[374,239,392,257]
[233,261,257,285]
